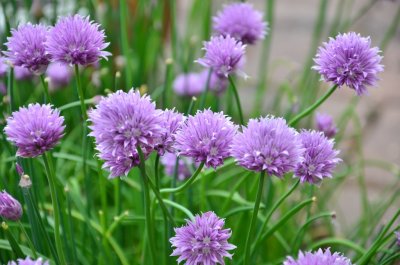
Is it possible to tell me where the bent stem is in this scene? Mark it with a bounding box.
[243,171,265,265]
[43,152,67,265]
[228,75,244,125]
[136,146,157,265]
[40,74,51,104]
[288,84,338,126]
[160,162,205,194]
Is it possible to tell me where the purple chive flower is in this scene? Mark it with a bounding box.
[197,35,246,78]
[284,248,353,265]
[230,116,303,176]
[4,104,65,158]
[89,90,163,178]
[14,66,34,81]
[0,57,9,77]
[0,191,22,221]
[312,32,384,95]
[213,3,268,44]
[46,14,111,66]
[315,113,338,138]
[46,62,73,89]
[170,211,236,265]
[174,109,238,168]
[161,152,194,181]
[294,130,341,184]
[173,72,205,97]
[8,257,49,265]
[155,109,185,155]
[4,24,50,74]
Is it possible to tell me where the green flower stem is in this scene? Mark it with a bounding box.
[243,171,265,265]
[228,75,244,125]
[136,146,156,265]
[199,68,212,109]
[162,59,173,108]
[39,74,50,104]
[160,162,205,194]
[288,84,337,126]
[154,154,161,190]
[309,238,366,255]
[7,68,14,113]
[17,221,37,258]
[43,152,67,265]
[74,64,87,120]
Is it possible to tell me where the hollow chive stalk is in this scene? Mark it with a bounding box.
[243,171,265,265]
[39,74,51,104]
[160,162,205,194]
[228,75,244,125]
[43,152,67,265]
[288,84,338,126]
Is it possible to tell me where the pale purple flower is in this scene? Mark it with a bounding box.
[46,62,73,89]
[294,130,341,184]
[88,90,164,178]
[197,35,246,78]
[155,109,185,155]
[173,72,205,97]
[4,104,65,157]
[0,57,9,77]
[312,32,384,95]
[8,256,49,265]
[213,3,268,44]
[170,211,236,265]
[4,23,50,74]
[200,70,228,95]
[230,116,303,176]
[315,113,338,138]
[0,191,22,221]
[284,248,353,265]
[161,152,194,181]
[14,66,34,81]
[46,14,110,66]
[174,110,238,168]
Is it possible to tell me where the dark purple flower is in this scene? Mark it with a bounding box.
[284,248,353,265]
[230,116,303,176]
[197,35,246,78]
[46,14,111,66]
[294,130,341,184]
[14,66,34,81]
[173,72,205,97]
[213,3,268,44]
[4,23,50,74]
[0,191,22,221]
[46,62,73,89]
[8,256,49,265]
[155,109,185,155]
[161,152,194,181]
[5,104,65,157]
[170,211,236,265]
[174,109,238,168]
[0,57,9,77]
[315,113,338,138]
[312,32,384,95]
[88,90,164,178]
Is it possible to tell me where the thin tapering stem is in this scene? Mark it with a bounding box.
[228,75,244,125]
[40,74,51,104]
[154,154,161,190]
[243,171,265,265]
[199,68,212,109]
[43,152,67,265]
[74,65,87,120]
[18,221,37,258]
[160,162,205,194]
[288,84,338,126]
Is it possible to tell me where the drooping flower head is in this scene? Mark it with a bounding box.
[213,3,268,44]
[4,23,50,74]
[46,14,110,66]
[5,104,65,157]
[294,130,341,184]
[315,113,338,138]
[8,256,49,265]
[173,72,205,97]
[230,116,303,176]
[14,66,34,81]
[0,191,22,221]
[174,110,238,168]
[154,109,185,155]
[197,35,246,78]
[312,32,383,95]
[89,90,163,178]
[284,248,353,265]
[46,62,73,89]
[170,211,236,265]
[161,152,194,181]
